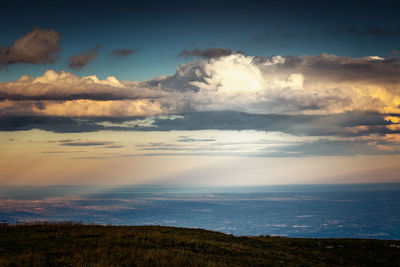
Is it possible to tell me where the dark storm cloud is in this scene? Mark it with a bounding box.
[0,116,105,133]
[149,111,398,137]
[110,48,136,57]
[0,92,152,101]
[178,48,245,59]
[0,27,61,67]
[68,44,101,70]
[0,111,397,137]
[0,93,72,101]
[2,111,400,156]
[274,54,400,84]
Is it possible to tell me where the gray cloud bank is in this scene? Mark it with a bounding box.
[1,111,399,157]
[0,110,396,135]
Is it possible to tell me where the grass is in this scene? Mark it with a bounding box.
[1,222,400,266]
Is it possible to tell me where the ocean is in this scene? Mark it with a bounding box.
[1,184,399,239]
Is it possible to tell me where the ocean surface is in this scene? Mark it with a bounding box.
[1,184,400,239]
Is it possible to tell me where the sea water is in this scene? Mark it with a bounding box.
[1,184,399,239]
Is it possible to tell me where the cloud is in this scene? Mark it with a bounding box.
[134,139,400,157]
[346,27,357,33]
[0,27,61,67]
[60,141,114,146]
[178,48,245,59]
[0,69,126,100]
[250,32,270,45]
[343,26,399,36]
[42,150,86,153]
[68,44,101,70]
[2,53,400,119]
[2,49,400,158]
[0,99,166,117]
[177,136,216,142]
[2,111,400,156]
[0,116,104,132]
[0,111,397,136]
[365,27,396,36]
[110,48,136,57]
[258,139,400,157]
[156,54,400,115]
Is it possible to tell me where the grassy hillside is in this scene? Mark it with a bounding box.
[1,223,400,266]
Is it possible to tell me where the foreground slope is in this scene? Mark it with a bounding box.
[1,224,400,266]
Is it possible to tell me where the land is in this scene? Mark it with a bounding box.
[1,223,399,266]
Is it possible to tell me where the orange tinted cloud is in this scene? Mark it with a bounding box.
[1,54,400,116]
[0,27,61,66]
[0,99,165,116]
[68,44,100,70]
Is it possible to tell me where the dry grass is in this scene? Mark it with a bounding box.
[1,223,399,266]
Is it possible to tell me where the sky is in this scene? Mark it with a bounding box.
[1,0,400,185]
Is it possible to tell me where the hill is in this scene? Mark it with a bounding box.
[1,223,399,266]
